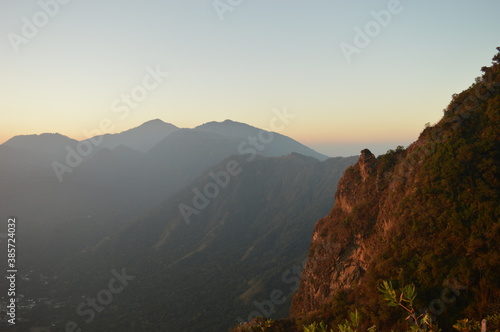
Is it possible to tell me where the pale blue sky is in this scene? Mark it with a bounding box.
[1,0,499,156]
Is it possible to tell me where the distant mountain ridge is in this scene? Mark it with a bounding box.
[2,118,328,162]
[3,133,78,158]
[89,118,179,152]
[196,119,329,161]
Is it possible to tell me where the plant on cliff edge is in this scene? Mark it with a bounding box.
[378,280,437,332]
[303,320,331,332]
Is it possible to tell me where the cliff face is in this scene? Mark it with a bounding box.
[291,49,500,330]
[291,146,410,316]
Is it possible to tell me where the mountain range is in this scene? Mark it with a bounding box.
[0,119,352,331]
[0,120,330,269]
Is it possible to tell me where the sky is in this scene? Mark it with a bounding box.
[0,0,499,157]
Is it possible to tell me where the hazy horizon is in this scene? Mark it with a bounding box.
[1,1,499,154]
[0,117,413,157]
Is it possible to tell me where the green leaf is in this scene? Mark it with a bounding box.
[401,284,417,306]
[378,280,398,306]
